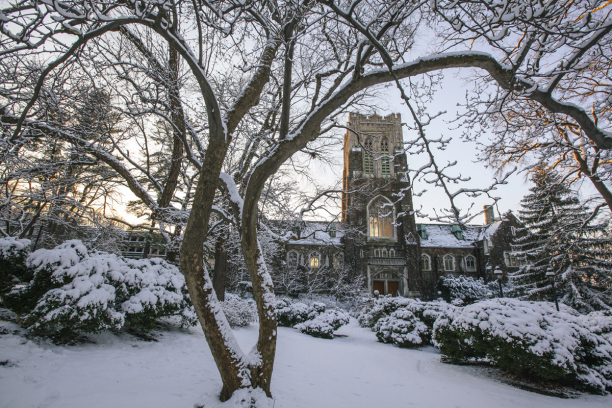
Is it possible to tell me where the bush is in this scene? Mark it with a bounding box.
[276,300,318,327]
[295,309,349,339]
[0,237,32,295]
[4,240,196,338]
[374,308,429,347]
[432,298,612,394]
[357,296,413,328]
[222,293,257,328]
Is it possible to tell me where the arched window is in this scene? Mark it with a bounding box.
[287,251,298,268]
[390,249,395,257]
[364,138,374,175]
[444,255,455,271]
[421,254,431,271]
[309,252,321,268]
[381,137,390,177]
[465,255,476,272]
[368,196,394,238]
[382,249,388,258]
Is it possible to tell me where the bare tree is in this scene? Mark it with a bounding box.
[2,0,611,402]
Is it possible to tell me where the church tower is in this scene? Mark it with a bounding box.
[342,113,421,297]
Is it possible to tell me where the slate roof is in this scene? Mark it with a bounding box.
[287,221,344,246]
[419,224,485,249]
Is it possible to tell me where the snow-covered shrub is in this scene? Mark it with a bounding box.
[221,293,257,328]
[432,298,612,393]
[439,275,497,305]
[375,308,429,347]
[4,240,195,338]
[276,300,320,327]
[295,309,349,339]
[357,296,413,328]
[581,310,612,343]
[0,237,32,295]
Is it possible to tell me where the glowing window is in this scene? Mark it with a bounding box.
[368,196,394,238]
[309,252,320,268]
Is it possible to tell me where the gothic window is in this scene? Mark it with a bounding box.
[381,137,390,177]
[374,249,380,257]
[390,249,395,257]
[309,252,321,268]
[444,255,455,271]
[421,254,431,271]
[465,255,476,272]
[287,251,298,268]
[382,249,388,258]
[364,138,374,175]
[368,196,394,238]
[333,253,344,268]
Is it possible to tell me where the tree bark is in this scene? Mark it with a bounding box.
[213,236,227,302]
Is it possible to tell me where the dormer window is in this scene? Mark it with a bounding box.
[451,225,464,240]
[416,224,427,239]
[329,222,336,238]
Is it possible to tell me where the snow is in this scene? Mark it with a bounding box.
[1,317,611,408]
[420,224,483,248]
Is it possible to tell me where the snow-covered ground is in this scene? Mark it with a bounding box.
[1,318,611,408]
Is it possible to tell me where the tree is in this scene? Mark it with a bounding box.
[2,0,612,402]
[509,168,612,311]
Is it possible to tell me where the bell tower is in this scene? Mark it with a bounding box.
[341,113,421,297]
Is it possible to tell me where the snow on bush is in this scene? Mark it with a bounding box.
[275,300,324,327]
[439,275,489,304]
[221,293,257,328]
[295,309,349,339]
[357,296,413,328]
[432,298,612,393]
[4,240,195,337]
[581,310,612,343]
[374,309,429,347]
[0,237,32,295]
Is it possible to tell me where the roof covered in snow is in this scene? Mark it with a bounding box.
[287,221,344,246]
[419,224,485,248]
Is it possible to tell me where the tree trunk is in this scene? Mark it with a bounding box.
[213,237,227,301]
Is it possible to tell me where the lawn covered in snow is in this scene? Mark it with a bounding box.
[1,317,611,408]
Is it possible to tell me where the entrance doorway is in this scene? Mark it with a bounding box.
[387,281,399,297]
[373,281,384,295]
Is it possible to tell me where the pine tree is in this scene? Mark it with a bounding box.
[509,168,612,312]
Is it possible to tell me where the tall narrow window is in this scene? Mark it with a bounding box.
[368,196,394,238]
[364,138,374,175]
[309,252,320,268]
[421,254,431,271]
[287,251,298,268]
[381,138,390,177]
[444,255,455,271]
[465,255,476,272]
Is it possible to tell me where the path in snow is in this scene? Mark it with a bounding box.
[1,318,611,408]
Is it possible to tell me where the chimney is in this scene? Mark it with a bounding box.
[484,205,495,225]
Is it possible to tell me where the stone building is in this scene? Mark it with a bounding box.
[285,113,523,299]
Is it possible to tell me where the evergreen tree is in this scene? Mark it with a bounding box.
[509,168,612,312]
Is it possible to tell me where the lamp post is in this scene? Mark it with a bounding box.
[546,267,560,311]
[494,266,504,298]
